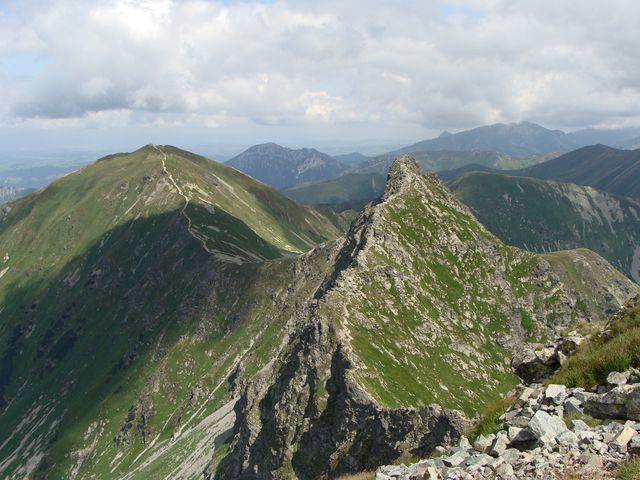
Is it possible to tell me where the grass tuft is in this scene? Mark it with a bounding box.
[616,456,640,480]
[335,472,375,480]
[551,300,640,388]
[467,396,515,441]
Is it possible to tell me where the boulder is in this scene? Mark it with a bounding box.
[473,434,494,453]
[564,397,583,416]
[570,419,590,432]
[495,462,514,477]
[585,384,640,420]
[528,410,567,439]
[511,345,560,384]
[629,434,640,455]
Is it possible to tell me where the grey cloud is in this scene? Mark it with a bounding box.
[1,0,640,133]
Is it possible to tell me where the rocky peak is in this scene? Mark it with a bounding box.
[383,154,422,198]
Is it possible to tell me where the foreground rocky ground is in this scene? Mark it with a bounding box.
[377,369,640,479]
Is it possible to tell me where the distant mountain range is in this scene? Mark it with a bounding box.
[226,142,346,189]
[284,144,640,282]
[228,123,640,195]
[394,121,640,157]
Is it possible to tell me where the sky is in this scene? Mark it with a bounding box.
[1,0,640,156]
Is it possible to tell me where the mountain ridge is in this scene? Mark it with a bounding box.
[394,122,640,157]
[449,171,640,281]
[0,151,637,479]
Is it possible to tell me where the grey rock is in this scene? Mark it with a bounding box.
[544,384,567,404]
[585,384,640,420]
[629,434,640,455]
[473,434,494,453]
[443,450,466,467]
[528,410,567,439]
[465,453,492,468]
[556,430,579,447]
[564,397,583,416]
[489,433,509,457]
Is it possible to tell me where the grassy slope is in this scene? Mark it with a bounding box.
[514,145,640,199]
[0,146,342,479]
[449,172,640,281]
[552,296,640,388]
[317,166,638,416]
[282,173,387,211]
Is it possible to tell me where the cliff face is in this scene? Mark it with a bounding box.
[214,156,639,479]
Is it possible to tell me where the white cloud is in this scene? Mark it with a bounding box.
[1,0,639,142]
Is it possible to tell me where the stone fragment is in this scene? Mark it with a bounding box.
[544,384,567,404]
[612,426,636,453]
[556,430,579,447]
[585,384,640,420]
[473,434,493,453]
[629,434,640,455]
[443,450,466,468]
[489,433,509,457]
[564,397,583,416]
[495,462,514,477]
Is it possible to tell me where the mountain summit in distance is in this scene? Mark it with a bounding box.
[394,121,640,157]
[226,143,346,189]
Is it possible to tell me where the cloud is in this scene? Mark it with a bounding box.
[1,0,640,136]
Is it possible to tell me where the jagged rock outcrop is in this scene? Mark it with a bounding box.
[213,156,639,479]
[511,334,584,384]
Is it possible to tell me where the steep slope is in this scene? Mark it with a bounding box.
[215,156,639,479]
[394,122,640,157]
[449,172,640,281]
[226,143,346,189]
[0,145,343,479]
[514,145,640,199]
[283,172,387,211]
[2,150,637,480]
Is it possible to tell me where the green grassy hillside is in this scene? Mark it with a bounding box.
[514,145,640,199]
[283,173,387,211]
[0,145,342,479]
[449,172,640,281]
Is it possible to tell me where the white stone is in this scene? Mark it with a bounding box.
[607,371,628,387]
[544,384,567,404]
[528,410,567,439]
[612,426,636,452]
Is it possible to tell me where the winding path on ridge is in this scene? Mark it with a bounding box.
[153,145,216,256]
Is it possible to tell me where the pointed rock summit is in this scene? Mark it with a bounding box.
[384,154,422,198]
